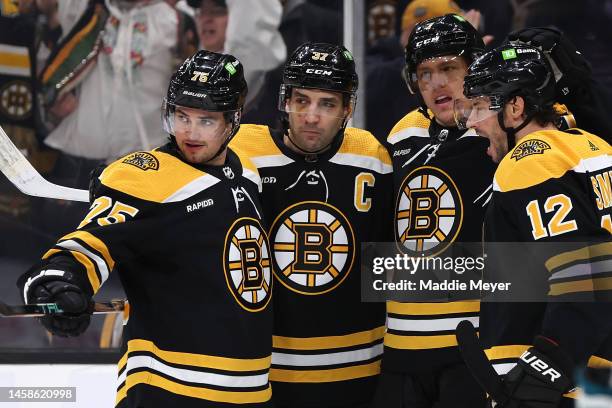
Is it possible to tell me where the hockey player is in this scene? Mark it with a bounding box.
[17,50,274,408]
[230,43,393,408]
[375,14,493,407]
[454,43,612,407]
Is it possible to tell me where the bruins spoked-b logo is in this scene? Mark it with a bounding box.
[395,166,463,256]
[223,218,272,311]
[269,201,355,295]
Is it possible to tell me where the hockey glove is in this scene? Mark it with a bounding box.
[18,267,93,337]
[456,321,574,408]
[497,336,574,408]
[507,27,591,99]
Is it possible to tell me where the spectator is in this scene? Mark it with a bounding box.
[35,0,197,237]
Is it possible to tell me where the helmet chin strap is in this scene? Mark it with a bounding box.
[496,110,534,152]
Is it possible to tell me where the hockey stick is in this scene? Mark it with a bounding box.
[0,124,89,202]
[0,299,125,318]
[456,320,508,404]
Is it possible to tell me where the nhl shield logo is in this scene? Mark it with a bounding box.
[223,217,272,312]
[395,166,463,256]
[511,139,551,161]
[223,166,235,179]
[269,201,355,295]
[122,152,160,171]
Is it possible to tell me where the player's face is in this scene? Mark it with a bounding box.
[173,106,230,165]
[195,0,228,52]
[416,56,468,127]
[467,104,508,163]
[286,88,348,153]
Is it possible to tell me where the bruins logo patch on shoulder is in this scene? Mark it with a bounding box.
[122,152,160,171]
[511,139,551,161]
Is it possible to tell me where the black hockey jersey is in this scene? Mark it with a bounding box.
[384,109,497,372]
[39,144,273,408]
[481,129,612,389]
[231,125,392,407]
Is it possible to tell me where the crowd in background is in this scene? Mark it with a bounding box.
[0,0,611,349]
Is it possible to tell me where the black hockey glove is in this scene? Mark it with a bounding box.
[494,336,574,408]
[18,266,93,337]
[456,321,574,408]
[507,27,591,100]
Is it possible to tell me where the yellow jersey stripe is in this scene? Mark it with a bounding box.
[549,277,612,296]
[41,247,101,292]
[127,339,271,372]
[384,333,459,349]
[119,371,271,404]
[273,326,385,351]
[270,360,380,383]
[486,345,611,368]
[387,300,480,315]
[60,230,115,270]
[545,242,612,272]
[41,248,62,261]
[69,250,101,292]
[118,351,128,372]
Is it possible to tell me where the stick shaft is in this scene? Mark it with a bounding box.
[0,300,125,317]
[0,125,89,202]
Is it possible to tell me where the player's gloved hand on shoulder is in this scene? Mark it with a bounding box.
[18,267,93,337]
[507,27,591,100]
[491,336,574,408]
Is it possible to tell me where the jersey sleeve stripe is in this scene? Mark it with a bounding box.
[60,230,115,268]
[329,153,392,174]
[163,174,220,203]
[272,326,385,351]
[56,239,110,286]
[69,250,102,293]
[545,242,612,272]
[269,361,380,383]
[548,277,612,296]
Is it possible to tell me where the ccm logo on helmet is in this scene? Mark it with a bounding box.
[520,351,561,383]
[415,37,440,47]
[305,68,332,76]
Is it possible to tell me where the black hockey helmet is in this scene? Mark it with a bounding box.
[404,14,485,94]
[463,43,555,112]
[455,43,555,147]
[279,42,358,115]
[162,50,247,159]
